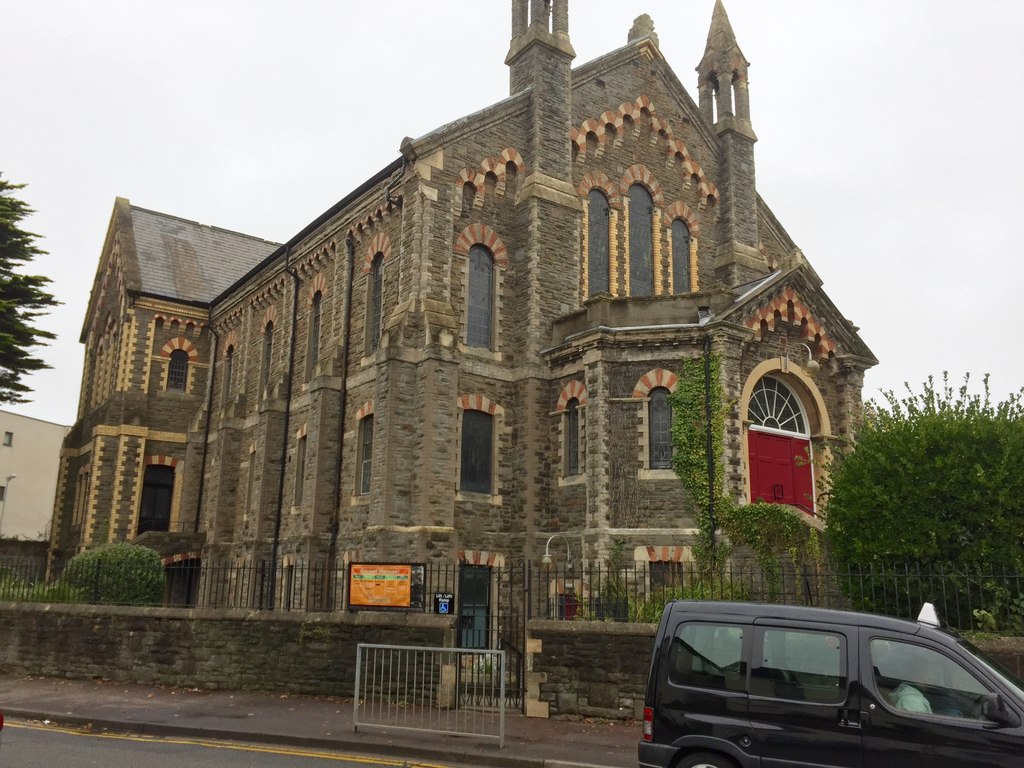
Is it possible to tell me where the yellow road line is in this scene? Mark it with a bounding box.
[5,720,451,766]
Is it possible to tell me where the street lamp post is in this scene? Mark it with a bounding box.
[541,533,573,570]
[0,474,17,538]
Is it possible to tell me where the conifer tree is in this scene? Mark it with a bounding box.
[0,174,59,403]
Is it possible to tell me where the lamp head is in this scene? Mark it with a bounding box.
[799,344,820,375]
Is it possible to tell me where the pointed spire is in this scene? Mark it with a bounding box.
[703,0,742,60]
[696,0,752,126]
[701,0,748,73]
[696,0,761,283]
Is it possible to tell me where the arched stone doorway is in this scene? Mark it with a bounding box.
[745,375,816,515]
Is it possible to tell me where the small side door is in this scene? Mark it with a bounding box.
[860,633,1024,768]
[458,565,491,649]
[747,621,862,768]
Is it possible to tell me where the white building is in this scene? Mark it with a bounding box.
[0,410,69,540]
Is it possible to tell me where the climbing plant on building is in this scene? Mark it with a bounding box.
[669,351,729,572]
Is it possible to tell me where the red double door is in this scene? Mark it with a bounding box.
[747,430,814,514]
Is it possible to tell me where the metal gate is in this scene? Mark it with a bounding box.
[456,561,527,711]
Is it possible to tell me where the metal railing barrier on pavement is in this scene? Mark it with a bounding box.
[353,643,506,748]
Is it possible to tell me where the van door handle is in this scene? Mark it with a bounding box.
[839,709,867,729]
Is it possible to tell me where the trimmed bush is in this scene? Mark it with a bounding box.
[61,543,165,605]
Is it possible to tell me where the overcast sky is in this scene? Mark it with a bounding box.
[3,0,1023,426]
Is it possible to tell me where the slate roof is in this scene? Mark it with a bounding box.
[128,206,279,304]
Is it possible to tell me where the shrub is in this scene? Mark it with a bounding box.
[61,543,165,605]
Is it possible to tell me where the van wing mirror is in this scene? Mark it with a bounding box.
[984,693,1022,728]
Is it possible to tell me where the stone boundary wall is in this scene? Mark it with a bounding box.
[526,619,657,720]
[0,602,454,695]
[1,605,1021,718]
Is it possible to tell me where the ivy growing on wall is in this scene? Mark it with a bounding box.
[669,349,816,593]
[668,349,729,571]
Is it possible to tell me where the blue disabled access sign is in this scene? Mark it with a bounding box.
[434,592,454,614]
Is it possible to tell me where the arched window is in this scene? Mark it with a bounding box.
[358,415,374,495]
[294,435,307,506]
[629,184,654,297]
[588,190,610,296]
[649,387,672,469]
[565,398,581,476]
[308,291,322,371]
[672,218,691,294]
[167,349,189,391]
[262,321,274,387]
[467,245,494,349]
[222,345,234,403]
[460,409,493,494]
[749,377,807,434]
[367,253,383,354]
[138,465,174,534]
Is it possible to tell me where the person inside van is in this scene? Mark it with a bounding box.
[873,640,934,713]
[892,677,933,713]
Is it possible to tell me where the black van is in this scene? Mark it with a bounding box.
[640,601,1024,768]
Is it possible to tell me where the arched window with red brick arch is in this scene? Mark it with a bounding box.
[467,245,494,349]
[367,253,383,355]
[588,190,610,296]
[167,349,189,390]
[629,184,654,296]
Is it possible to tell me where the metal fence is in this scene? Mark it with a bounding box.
[353,643,506,747]
[1,556,1022,634]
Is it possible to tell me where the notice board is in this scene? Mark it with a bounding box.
[347,562,425,610]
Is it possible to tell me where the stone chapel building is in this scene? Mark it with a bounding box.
[49,1,876,592]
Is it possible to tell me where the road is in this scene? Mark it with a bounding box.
[2,719,462,767]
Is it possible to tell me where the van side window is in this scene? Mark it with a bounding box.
[871,639,990,720]
[752,629,846,704]
[668,623,746,691]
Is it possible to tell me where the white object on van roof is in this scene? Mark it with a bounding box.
[917,602,941,627]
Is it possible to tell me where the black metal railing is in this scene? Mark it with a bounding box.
[1,557,1021,634]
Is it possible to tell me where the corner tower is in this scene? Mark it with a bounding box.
[697,0,762,284]
[506,0,575,180]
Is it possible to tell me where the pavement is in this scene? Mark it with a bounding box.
[0,675,637,768]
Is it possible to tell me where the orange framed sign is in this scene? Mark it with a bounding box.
[347,563,425,610]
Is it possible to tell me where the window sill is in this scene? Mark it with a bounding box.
[455,490,502,505]
[638,468,678,481]
[558,473,586,487]
[459,345,503,363]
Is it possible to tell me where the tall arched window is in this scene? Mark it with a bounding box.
[629,184,654,297]
[358,415,374,495]
[222,345,234,403]
[565,398,581,476]
[308,291,322,371]
[460,409,493,494]
[262,321,274,387]
[367,253,383,354]
[138,465,174,534]
[588,190,610,296]
[167,349,189,391]
[672,218,691,294]
[649,387,672,469]
[467,245,494,349]
[294,435,307,506]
